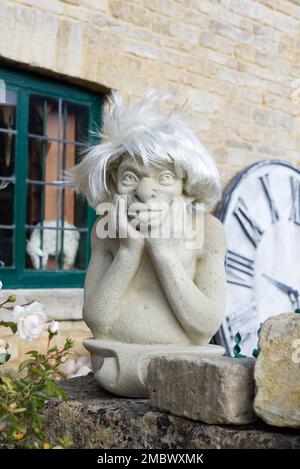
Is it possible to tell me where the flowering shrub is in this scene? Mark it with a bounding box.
[0,281,73,448]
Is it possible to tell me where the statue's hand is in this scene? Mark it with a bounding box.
[144,198,185,254]
[111,195,144,253]
[145,230,183,255]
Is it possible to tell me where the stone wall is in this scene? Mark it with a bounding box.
[43,375,300,449]
[1,0,300,370]
[0,0,300,186]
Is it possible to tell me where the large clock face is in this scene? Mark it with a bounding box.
[217,160,300,356]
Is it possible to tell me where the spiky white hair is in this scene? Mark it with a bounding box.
[70,91,221,207]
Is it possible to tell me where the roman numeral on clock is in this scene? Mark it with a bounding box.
[290,176,300,225]
[259,173,280,223]
[226,249,254,288]
[226,301,257,326]
[233,197,264,247]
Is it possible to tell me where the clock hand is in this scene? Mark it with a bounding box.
[262,274,295,294]
[262,274,300,309]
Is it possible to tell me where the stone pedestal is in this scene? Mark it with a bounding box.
[84,338,224,398]
[254,312,300,428]
[43,376,300,449]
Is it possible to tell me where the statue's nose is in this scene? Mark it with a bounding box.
[136,177,155,202]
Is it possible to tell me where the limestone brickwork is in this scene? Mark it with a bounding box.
[0,0,300,184]
[1,0,300,370]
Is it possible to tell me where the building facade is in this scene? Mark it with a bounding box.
[0,0,300,369]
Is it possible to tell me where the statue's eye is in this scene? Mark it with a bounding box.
[159,171,175,185]
[121,172,139,185]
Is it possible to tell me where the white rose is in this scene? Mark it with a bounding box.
[0,339,8,355]
[48,320,60,335]
[0,280,3,290]
[12,302,47,341]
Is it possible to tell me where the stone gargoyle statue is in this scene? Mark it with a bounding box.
[70,91,227,397]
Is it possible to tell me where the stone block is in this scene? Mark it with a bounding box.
[254,313,300,428]
[123,40,159,60]
[148,354,256,425]
[79,0,108,11]
[40,375,300,449]
[110,0,150,28]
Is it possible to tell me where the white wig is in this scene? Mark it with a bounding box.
[70,91,221,207]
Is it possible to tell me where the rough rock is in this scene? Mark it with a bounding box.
[148,354,256,425]
[43,375,300,448]
[254,313,300,428]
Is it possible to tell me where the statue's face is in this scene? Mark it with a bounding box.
[116,156,184,208]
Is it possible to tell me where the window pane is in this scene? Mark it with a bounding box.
[29,95,58,138]
[64,101,89,144]
[25,223,85,271]
[26,183,87,228]
[0,90,16,268]
[0,134,16,178]
[0,228,14,268]
[0,90,17,129]
[0,90,16,189]
[0,183,14,225]
[26,96,90,272]
[74,231,88,270]
[26,183,86,271]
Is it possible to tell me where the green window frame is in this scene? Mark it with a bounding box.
[0,66,103,288]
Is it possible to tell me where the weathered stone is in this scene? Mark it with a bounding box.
[42,375,300,449]
[254,313,300,428]
[148,354,256,425]
[0,0,299,194]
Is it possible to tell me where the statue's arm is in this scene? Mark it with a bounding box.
[83,221,143,334]
[147,214,227,345]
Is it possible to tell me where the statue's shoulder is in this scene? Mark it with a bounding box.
[203,212,227,252]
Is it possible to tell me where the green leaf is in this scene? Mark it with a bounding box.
[31,383,46,392]
[0,412,11,422]
[252,348,260,358]
[295,308,300,314]
[28,367,44,376]
[25,350,39,357]
[55,388,64,400]
[18,359,36,372]
[0,353,11,364]
[16,378,29,389]
[34,391,49,400]
[0,321,17,334]
[13,423,27,433]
